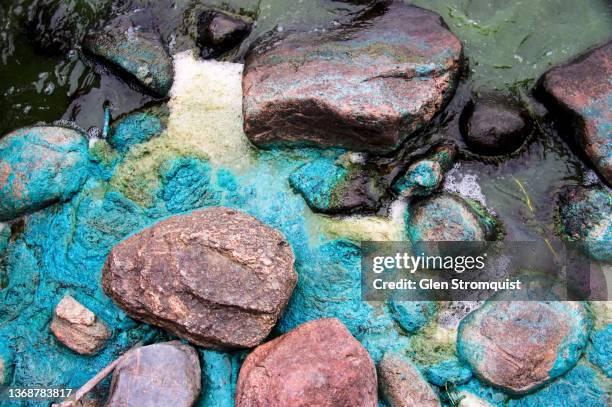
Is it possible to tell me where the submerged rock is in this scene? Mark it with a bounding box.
[392,144,457,198]
[197,10,251,58]
[102,207,297,349]
[83,18,174,96]
[50,295,110,355]
[242,2,462,153]
[235,318,377,407]
[588,324,612,377]
[457,301,590,394]
[289,154,386,214]
[556,185,611,262]
[538,41,612,185]
[106,341,201,407]
[0,126,89,221]
[378,352,441,407]
[425,358,472,387]
[406,193,499,242]
[110,103,170,153]
[389,300,436,334]
[459,93,531,156]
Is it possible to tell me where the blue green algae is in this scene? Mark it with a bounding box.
[587,324,612,378]
[425,357,472,387]
[109,104,169,153]
[388,300,437,334]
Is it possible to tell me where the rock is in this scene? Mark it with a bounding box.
[389,300,436,334]
[587,324,612,377]
[197,10,251,58]
[457,301,590,394]
[110,103,170,152]
[0,126,89,221]
[538,42,612,185]
[406,193,499,242]
[102,207,297,349]
[0,343,13,385]
[242,2,462,153]
[106,341,201,407]
[235,318,377,407]
[425,358,472,387]
[459,93,531,156]
[556,185,612,262]
[392,144,457,198]
[289,154,386,214]
[50,295,110,355]
[83,18,174,96]
[378,352,441,407]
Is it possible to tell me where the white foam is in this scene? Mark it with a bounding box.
[443,163,487,206]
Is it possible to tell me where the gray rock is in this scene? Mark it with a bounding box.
[197,10,251,58]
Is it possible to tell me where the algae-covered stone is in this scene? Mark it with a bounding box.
[110,103,170,152]
[0,126,89,221]
[50,295,111,355]
[243,1,462,153]
[588,324,612,377]
[556,185,612,262]
[389,300,436,334]
[407,193,499,242]
[538,41,612,185]
[83,18,174,96]
[457,301,590,394]
[392,144,457,198]
[378,352,441,407]
[106,341,201,407]
[236,318,377,407]
[289,155,386,214]
[425,358,472,387]
[102,207,297,349]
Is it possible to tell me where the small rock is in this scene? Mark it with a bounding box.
[83,18,174,96]
[378,352,441,407]
[459,93,531,156]
[0,126,89,221]
[289,155,386,214]
[235,318,377,407]
[406,193,499,242]
[197,11,251,58]
[389,300,436,333]
[50,295,110,355]
[243,2,462,153]
[457,301,590,394]
[425,358,472,387]
[392,144,457,198]
[556,185,612,262]
[106,341,201,407]
[538,41,612,185]
[110,103,169,152]
[102,207,297,349]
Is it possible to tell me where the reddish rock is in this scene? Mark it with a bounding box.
[235,318,377,407]
[242,2,462,153]
[102,207,297,349]
[378,352,441,407]
[539,41,612,184]
[50,295,110,355]
[106,341,200,407]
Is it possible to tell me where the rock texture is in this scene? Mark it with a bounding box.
[458,301,590,394]
[378,352,441,407]
[197,10,251,58]
[50,296,110,355]
[538,41,612,184]
[406,193,499,242]
[556,185,611,262]
[235,318,377,407]
[0,126,89,221]
[459,94,531,156]
[106,341,201,407]
[102,207,297,349]
[83,18,174,96]
[242,1,462,153]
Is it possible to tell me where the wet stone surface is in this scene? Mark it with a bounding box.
[197,10,252,58]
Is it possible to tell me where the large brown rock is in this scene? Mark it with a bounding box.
[378,352,441,407]
[102,207,297,349]
[106,341,201,407]
[50,295,111,355]
[242,1,462,153]
[235,318,377,407]
[538,41,612,185]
